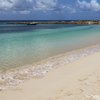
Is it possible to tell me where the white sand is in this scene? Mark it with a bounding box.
[0,50,100,100]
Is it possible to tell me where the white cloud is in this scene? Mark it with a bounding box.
[77,0,100,11]
[0,0,59,13]
[0,0,17,10]
[0,0,32,12]
[33,0,58,11]
[0,0,79,14]
[19,10,31,14]
[34,0,77,13]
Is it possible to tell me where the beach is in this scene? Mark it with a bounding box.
[0,24,100,100]
[0,43,100,100]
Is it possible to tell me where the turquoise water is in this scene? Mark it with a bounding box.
[0,24,100,69]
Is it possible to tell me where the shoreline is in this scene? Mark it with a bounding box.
[0,43,100,100]
[0,43,100,90]
[3,20,100,25]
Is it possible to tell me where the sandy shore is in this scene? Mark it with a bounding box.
[0,45,100,100]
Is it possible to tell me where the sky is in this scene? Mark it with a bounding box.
[0,0,100,20]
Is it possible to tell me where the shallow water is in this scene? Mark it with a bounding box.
[0,24,100,69]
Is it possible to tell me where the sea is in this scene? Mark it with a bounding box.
[0,21,100,70]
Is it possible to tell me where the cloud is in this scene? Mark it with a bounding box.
[0,0,83,14]
[0,0,61,14]
[33,0,76,13]
[0,0,33,12]
[33,0,58,11]
[0,0,59,11]
[77,0,100,11]
[19,10,31,14]
[0,0,17,10]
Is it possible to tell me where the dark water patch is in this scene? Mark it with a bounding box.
[0,24,82,34]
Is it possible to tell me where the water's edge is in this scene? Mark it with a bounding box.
[0,43,100,90]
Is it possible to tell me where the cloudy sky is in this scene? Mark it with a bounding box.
[0,0,100,20]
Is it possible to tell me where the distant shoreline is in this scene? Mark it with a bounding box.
[1,20,100,25]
